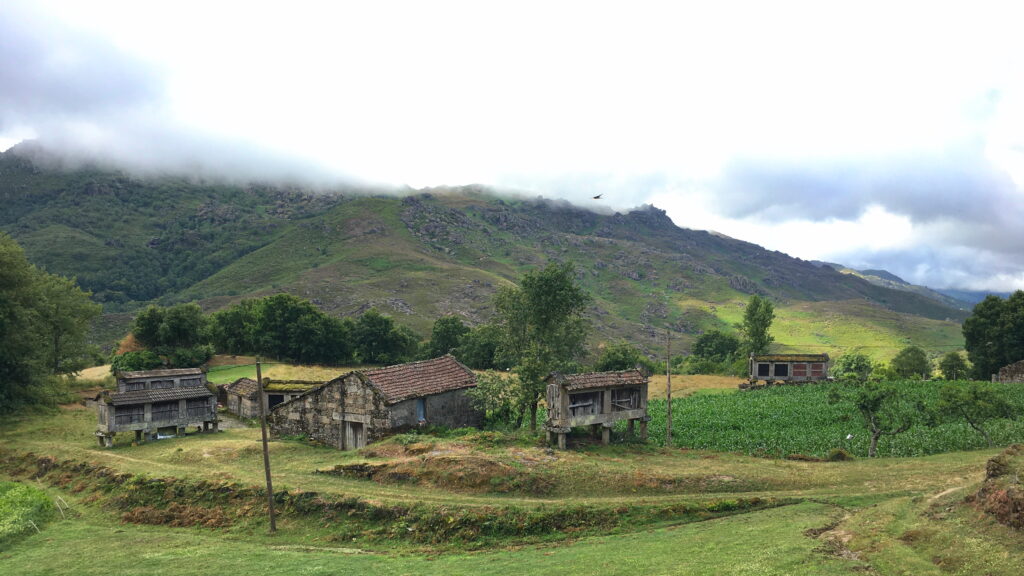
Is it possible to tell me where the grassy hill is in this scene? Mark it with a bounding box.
[0,144,967,360]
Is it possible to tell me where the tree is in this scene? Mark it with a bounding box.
[937,351,970,381]
[353,309,419,365]
[832,353,873,382]
[936,382,1014,447]
[426,316,469,358]
[1,233,99,412]
[121,302,213,369]
[962,291,1024,380]
[691,330,741,363]
[208,299,260,354]
[891,346,930,379]
[466,371,532,428]
[494,262,591,430]
[456,324,508,370]
[739,295,774,354]
[851,381,922,457]
[594,341,656,373]
[33,272,101,374]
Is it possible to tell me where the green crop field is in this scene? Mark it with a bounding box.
[642,381,1024,458]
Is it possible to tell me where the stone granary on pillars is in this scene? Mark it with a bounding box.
[996,359,1024,383]
[223,377,260,419]
[94,368,218,447]
[544,369,650,449]
[268,355,482,450]
[746,353,830,386]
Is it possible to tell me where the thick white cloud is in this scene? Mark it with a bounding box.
[2,0,1023,290]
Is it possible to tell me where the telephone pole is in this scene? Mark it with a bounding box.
[255,359,277,533]
[665,327,673,447]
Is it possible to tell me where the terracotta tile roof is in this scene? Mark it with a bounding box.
[224,377,259,400]
[118,368,204,379]
[752,354,830,363]
[550,369,648,391]
[362,355,476,404]
[107,386,214,406]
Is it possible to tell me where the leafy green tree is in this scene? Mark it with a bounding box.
[937,351,970,381]
[851,381,922,457]
[110,350,163,373]
[121,302,212,368]
[495,262,591,430]
[33,272,101,374]
[466,371,532,428]
[739,295,774,354]
[962,291,1024,380]
[207,299,260,354]
[692,330,741,363]
[891,346,931,379]
[426,316,469,358]
[455,324,508,370]
[831,353,873,381]
[353,308,419,365]
[1,234,100,411]
[594,341,656,373]
[936,382,1014,447]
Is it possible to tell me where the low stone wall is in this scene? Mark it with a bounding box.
[997,360,1024,383]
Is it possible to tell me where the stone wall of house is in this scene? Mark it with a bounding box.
[388,389,484,430]
[997,360,1024,383]
[226,395,260,419]
[268,374,390,449]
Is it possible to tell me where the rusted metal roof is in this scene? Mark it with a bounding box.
[107,386,214,406]
[752,354,830,363]
[224,377,260,400]
[363,355,476,404]
[117,368,204,379]
[549,369,648,391]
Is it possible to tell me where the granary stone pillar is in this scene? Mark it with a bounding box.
[558,433,567,450]
[601,425,610,445]
[640,420,648,441]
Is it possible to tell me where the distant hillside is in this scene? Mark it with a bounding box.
[815,262,970,312]
[935,289,1013,305]
[0,143,967,360]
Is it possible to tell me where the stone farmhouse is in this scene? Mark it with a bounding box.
[268,355,482,450]
[544,369,649,449]
[996,359,1024,383]
[95,368,218,447]
[222,377,260,419]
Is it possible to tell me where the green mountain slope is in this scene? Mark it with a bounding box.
[0,144,965,360]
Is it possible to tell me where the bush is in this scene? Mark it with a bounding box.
[0,482,55,546]
[826,448,854,462]
[109,350,163,373]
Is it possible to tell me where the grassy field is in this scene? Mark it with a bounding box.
[2,403,1024,574]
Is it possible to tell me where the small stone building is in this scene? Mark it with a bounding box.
[95,368,218,447]
[996,360,1024,383]
[748,354,830,384]
[223,377,260,419]
[263,380,320,410]
[544,369,649,449]
[268,355,482,450]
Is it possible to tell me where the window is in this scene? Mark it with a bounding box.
[810,363,825,378]
[150,380,174,389]
[180,378,202,387]
[774,364,789,377]
[416,398,426,422]
[792,364,808,378]
[114,405,144,425]
[123,381,145,392]
[611,387,640,411]
[186,398,210,418]
[151,401,179,421]
[757,364,771,377]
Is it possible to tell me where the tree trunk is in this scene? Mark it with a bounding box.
[529,399,539,432]
[869,430,881,458]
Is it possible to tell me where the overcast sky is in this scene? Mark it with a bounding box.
[2,1,1023,292]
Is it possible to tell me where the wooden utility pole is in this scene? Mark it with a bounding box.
[665,327,673,447]
[255,359,277,533]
